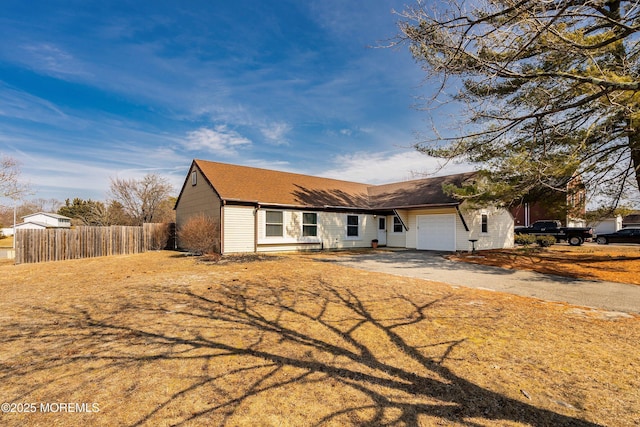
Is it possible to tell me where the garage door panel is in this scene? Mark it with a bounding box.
[417,214,455,251]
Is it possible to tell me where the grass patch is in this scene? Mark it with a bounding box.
[0,251,638,426]
[0,235,13,248]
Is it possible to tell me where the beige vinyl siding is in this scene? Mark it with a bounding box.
[223,206,255,253]
[464,207,514,250]
[253,209,377,251]
[175,166,221,228]
[258,243,322,253]
[386,212,407,248]
[406,207,513,251]
[318,212,377,249]
[256,210,321,252]
[175,165,222,249]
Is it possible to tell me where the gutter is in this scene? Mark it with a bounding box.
[223,198,462,212]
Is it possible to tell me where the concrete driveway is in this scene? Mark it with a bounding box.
[323,250,640,315]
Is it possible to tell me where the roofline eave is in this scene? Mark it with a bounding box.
[221,199,461,211]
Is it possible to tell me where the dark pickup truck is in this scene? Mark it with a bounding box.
[514,220,593,246]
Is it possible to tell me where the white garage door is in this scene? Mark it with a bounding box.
[416,214,456,251]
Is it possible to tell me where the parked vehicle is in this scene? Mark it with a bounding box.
[596,228,640,245]
[514,220,593,246]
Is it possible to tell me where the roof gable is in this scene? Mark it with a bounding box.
[22,212,71,220]
[188,159,475,210]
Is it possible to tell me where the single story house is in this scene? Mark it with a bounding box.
[14,212,72,231]
[175,159,514,254]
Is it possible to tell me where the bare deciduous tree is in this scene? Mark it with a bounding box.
[1,155,29,201]
[108,174,174,225]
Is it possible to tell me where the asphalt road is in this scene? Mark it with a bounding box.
[324,249,640,315]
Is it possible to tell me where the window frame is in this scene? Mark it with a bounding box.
[191,170,197,186]
[346,215,360,239]
[265,210,284,237]
[393,216,403,233]
[302,212,318,237]
[481,214,488,233]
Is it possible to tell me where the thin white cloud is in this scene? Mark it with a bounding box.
[0,83,70,125]
[19,42,91,79]
[321,150,474,184]
[183,125,251,156]
[260,121,291,145]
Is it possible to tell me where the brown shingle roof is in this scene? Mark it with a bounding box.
[194,160,371,208]
[368,172,477,208]
[192,159,474,210]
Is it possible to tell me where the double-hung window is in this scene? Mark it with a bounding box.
[481,214,488,233]
[266,211,283,237]
[393,216,403,233]
[346,215,359,237]
[302,213,318,237]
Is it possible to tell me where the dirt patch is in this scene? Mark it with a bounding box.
[450,244,640,285]
[0,251,638,426]
[202,252,282,264]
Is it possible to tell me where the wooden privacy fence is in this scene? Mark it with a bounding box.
[14,223,173,264]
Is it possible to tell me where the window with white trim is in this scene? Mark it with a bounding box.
[393,216,403,233]
[346,215,359,237]
[302,213,318,237]
[265,211,283,237]
[191,171,197,186]
[481,214,488,233]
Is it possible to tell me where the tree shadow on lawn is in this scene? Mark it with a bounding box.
[453,250,640,283]
[1,278,602,426]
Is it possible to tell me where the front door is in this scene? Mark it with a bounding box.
[377,217,387,246]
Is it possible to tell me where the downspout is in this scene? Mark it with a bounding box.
[254,204,259,253]
[220,201,225,255]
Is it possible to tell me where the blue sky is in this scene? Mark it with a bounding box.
[0,0,470,202]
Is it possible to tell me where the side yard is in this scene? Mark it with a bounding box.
[0,251,638,426]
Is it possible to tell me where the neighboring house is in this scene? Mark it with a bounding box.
[588,215,623,236]
[14,212,72,231]
[510,175,586,226]
[174,160,514,254]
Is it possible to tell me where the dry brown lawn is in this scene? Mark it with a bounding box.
[0,236,12,248]
[0,251,638,426]
[450,244,640,285]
